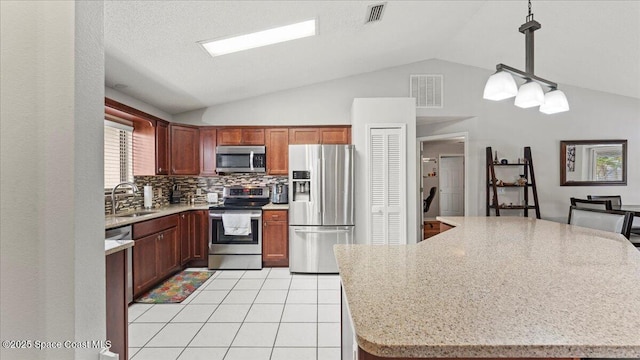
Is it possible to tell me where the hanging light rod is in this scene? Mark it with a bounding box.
[494,63,557,90]
[483,0,569,114]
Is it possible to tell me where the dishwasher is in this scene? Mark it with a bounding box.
[105,225,133,304]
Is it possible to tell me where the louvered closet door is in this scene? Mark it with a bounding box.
[369,128,406,245]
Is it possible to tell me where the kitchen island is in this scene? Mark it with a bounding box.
[334,217,640,359]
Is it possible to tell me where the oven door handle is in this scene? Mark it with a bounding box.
[210,213,262,219]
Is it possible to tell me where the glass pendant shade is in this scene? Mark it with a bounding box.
[514,81,545,108]
[483,71,518,101]
[539,89,569,114]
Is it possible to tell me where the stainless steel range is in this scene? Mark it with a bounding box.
[209,186,270,270]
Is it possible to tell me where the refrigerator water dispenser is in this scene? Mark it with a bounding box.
[292,171,311,202]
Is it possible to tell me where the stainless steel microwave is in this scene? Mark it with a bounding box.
[216,146,266,173]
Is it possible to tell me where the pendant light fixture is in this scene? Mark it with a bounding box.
[483,0,569,114]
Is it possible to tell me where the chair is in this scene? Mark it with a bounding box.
[570,197,612,210]
[587,195,622,207]
[423,186,436,212]
[568,206,633,239]
[588,195,640,237]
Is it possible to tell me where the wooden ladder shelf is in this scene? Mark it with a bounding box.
[486,146,541,218]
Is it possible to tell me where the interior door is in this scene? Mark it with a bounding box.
[439,155,464,216]
[368,127,406,245]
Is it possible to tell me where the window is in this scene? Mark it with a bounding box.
[589,146,623,182]
[104,120,133,190]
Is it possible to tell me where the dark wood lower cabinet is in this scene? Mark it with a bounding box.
[132,233,159,297]
[132,215,179,298]
[180,212,192,266]
[133,212,209,299]
[105,250,127,360]
[190,210,209,267]
[179,210,209,267]
[262,210,289,267]
[157,227,180,277]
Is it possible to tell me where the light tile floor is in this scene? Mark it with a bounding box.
[128,268,341,360]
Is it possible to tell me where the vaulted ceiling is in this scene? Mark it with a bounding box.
[105,1,640,115]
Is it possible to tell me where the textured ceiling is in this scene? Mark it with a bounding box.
[104,1,640,115]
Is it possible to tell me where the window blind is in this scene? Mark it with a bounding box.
[104,120,133,189]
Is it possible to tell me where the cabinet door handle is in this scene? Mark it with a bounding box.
[158,167,163,172]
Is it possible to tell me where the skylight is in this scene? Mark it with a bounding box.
[199,19,316,57]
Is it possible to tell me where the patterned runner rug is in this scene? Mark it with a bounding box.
[136,270,215,303]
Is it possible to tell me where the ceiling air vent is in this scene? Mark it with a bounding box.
[410,75,443,109]
[365,3,386,23]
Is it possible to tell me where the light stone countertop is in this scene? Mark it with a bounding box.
[334,216,640,358]
[105,239,134,256]
[105,203,211,230]
[105,202,288,230]
[262,203,289,210]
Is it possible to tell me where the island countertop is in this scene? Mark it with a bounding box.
[334,217,640,359]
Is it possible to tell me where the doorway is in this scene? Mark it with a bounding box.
[439,155,464,216]
[418,132,468,237]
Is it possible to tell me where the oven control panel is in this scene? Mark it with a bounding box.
[223,186,270,198]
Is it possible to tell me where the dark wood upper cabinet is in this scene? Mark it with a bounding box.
[199,128,217,176]
[289,128,321,144]
[217,128,242,145]
[156,121,170,175]
[105,98,171,175]
[241,129,265,145]
[217,128,265,145]
[170,124,199,175]
[265,128,289,175]
[289,127,351,145]
[320,127,351,144]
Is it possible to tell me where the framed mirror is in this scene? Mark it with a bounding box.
[560,140,627,186]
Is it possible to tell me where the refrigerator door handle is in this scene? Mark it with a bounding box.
[250,151,254,171]
[320,150,325,217]
[293,228,352,234]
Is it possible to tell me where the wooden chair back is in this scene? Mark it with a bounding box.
[587,195,622,207]
[568,206,633,239]
[570,197,612,210]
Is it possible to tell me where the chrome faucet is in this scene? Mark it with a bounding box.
[111,182,139,215]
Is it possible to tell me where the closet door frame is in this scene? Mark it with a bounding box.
[365,124,407,245]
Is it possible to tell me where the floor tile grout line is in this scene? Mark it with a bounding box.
[269,268,292,360]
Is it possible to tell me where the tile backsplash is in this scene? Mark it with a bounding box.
[105,174,287,215]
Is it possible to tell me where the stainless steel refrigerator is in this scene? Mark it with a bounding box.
[289,144,354,273]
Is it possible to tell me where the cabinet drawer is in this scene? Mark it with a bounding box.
[264,210,287,221]
[133,214,179,239]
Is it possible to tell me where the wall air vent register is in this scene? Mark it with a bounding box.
[365,3,386,23]
[410,74,443,109]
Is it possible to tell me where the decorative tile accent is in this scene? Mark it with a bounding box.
[105,174,287,215]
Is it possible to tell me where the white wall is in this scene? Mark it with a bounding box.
[106,86,174,122]
[352,98,418,245]
[174,58,639,223]
[415,61,640,222]
[1,2,105,359]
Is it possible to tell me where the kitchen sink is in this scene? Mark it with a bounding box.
[115,210,157,218]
